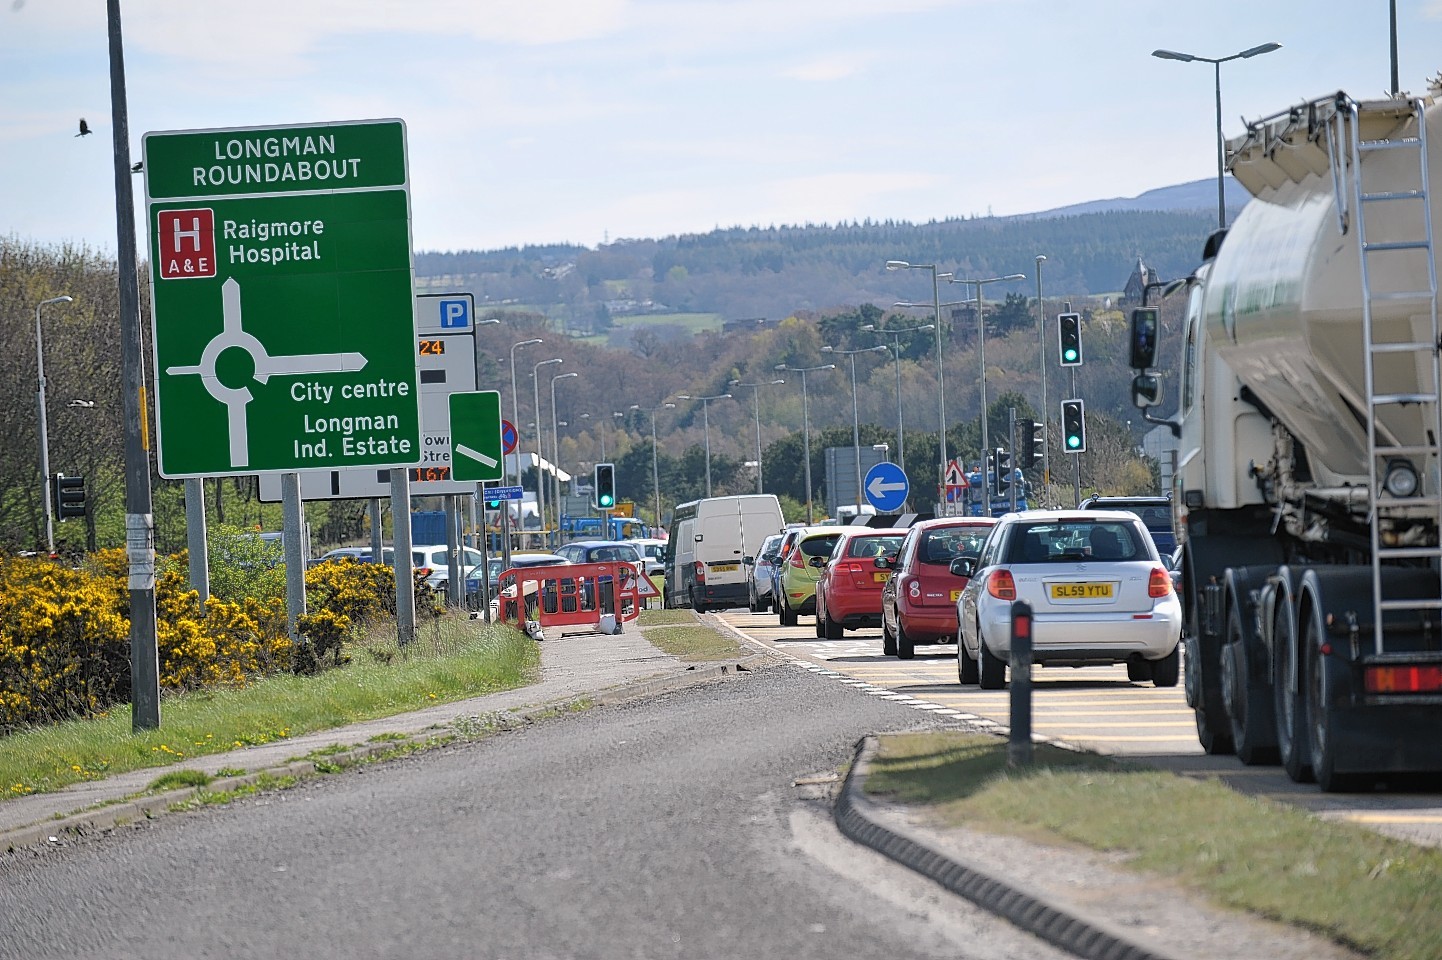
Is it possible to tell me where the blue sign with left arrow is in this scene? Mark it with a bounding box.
[864,461,909,512]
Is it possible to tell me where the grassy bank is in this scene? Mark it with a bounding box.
[636,608,747,661]
[2,616,536,800]
[867,731,1442,960]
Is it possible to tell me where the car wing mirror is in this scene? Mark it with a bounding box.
[873,555,890,569]
[808,555,826,568]
[949,557,976,578]
[742,555,754,565]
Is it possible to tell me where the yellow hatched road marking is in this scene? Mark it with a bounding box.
[1031,720,1196,729]
[1337,812,1442,824]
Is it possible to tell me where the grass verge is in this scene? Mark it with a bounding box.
[867,730,1442,960]
[636,608,745,661]
[1,616,537,800]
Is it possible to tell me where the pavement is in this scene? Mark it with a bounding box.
[1,615,1361,960]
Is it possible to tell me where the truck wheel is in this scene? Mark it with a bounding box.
[690,589,705,613]
[1272,598,1314,783]
[979,636,1006,689]
[896,619,915,660]
[1186,632,1235,755]
[882,613,898,657]
[1151,645,1180,688]
[1306,617,1367,793]
[958,631,979,685]
[1223,606,1278,764]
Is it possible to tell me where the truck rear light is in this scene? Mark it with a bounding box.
[987,569,1016,601]
[1148,567,1172,598]
[694,561,706,583]
[1365,664,1442,694]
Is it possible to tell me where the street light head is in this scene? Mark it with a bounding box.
[770,378,785,385]
[885,260,910,271]
[555,371,578,381]
[40,295,74,307]
[1035,254,1047,263]
[478,318,501,326]
[677,394,692,401]
[1003,274,1026,282]
[662,402,676,410]
[727,378,740,386]
[1152,48,1196,62]
[1239,41,1281,58]
[919,323,935,332]
[869,345,888,353]
[820,345,834,353]
[820,364,836,371]
[774,363,787,371]
[860,323,875,332]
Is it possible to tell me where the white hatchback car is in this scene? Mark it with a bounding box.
[954,510,1181,690]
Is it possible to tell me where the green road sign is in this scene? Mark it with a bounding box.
[144,119,420,478]
[449,391,504,482]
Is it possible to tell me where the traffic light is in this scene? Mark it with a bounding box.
[1058,312,1083,367]
[594,462,616,510]
[52,473,86,520]
[993,448,1011,496]
[482,484,504,511]
[1061,400,1086,453]
[1017,418,1045,470]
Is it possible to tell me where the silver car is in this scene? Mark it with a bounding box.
[744,533,784,613]
[954,510,1182,690]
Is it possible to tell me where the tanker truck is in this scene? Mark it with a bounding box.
[1128,83,1442,791]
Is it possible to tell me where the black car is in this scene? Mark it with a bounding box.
[1078,495,1175,554]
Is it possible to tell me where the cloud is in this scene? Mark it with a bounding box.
[782,55,872,83]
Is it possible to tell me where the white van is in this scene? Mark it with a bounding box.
[664,494,785,611]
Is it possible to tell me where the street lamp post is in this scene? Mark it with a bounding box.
[550,371,579,534]
[632,401,676,527]
[1034,255,1049,487]
[822,345,888,511]
[886,261,955,511]
[34,294,74,554]
[861,321,932,479]
[531,357,563,537]
[775,363,836,522]
[727,378,785,494]
[947,274,1027,517]
[508,337,543,487]
[676,393,732,497]
[1152,42,1282,229]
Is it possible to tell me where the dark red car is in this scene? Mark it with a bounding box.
[879,517,996,659]
[813,528,907,639]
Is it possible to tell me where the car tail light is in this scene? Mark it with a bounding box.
[417,567,433,578]
[844,561,865,575]
[790,550,807,569]
[1148,567,1171,598]
[987,569,1015,601]
[694,561,706,583]
[907,580,920,598]
[1366,664,1442,694]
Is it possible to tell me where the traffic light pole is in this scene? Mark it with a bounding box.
[1070,364,1082,506]
[1009,409,1019,513]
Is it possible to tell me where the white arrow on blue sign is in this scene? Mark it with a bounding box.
[864,461,909,512]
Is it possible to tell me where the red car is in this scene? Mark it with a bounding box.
[879,517,996,659]
[814,528,907,639]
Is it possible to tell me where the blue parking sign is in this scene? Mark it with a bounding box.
[439,298,470,329]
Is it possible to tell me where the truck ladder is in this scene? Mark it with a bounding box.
[1343,96,1442,652]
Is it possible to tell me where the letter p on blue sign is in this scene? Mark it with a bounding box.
[439,298,470,329]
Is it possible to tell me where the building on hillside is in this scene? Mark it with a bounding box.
[721,316,772,334]
[1121,258,1159,306]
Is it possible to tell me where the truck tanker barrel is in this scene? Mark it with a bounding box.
[1207,91,1442,488]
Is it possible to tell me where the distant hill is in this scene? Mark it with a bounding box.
[1018,176,1249,219]
[415,179,1238,329]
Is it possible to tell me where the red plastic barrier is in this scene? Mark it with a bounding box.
[495,562,650,631]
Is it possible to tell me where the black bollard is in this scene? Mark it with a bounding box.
[1008,600,1034,767]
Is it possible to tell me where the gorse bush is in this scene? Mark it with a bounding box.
[0,543,400,733]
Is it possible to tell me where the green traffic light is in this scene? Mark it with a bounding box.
[1063,349,1078,361]
[1067,436,1080,449]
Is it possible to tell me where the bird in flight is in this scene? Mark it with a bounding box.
[76,118,91,137]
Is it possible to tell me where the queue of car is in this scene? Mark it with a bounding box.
[727,500,1182,691]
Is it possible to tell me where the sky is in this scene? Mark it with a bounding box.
[5,0,1442,255]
